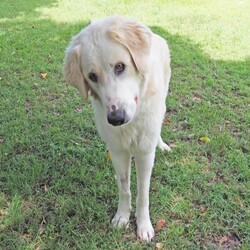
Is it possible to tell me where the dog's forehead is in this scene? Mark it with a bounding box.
[81,26,131,72]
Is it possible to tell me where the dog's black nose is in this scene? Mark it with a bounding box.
[107,109,126,126]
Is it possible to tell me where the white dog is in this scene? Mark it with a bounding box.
[64,16,171,242]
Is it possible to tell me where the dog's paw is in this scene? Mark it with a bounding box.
[111,213,129,228]
[137,220,155,242]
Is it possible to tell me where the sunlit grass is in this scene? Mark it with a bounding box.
[36,0,250,60]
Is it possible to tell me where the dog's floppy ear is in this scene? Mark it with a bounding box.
[64,42,88,99]
[108,20,152,74]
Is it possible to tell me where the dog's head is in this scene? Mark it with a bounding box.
[64,17,152,126]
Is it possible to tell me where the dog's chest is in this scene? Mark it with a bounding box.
[92,96,165,152]
[95,110,159,153]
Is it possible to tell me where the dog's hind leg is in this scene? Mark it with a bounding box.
[157,136,171,152]
[110,150,131,228]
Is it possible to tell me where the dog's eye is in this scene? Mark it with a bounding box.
[114,63,125,76]
[88,73,98,83]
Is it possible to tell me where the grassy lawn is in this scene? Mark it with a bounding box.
[0,0,249,249]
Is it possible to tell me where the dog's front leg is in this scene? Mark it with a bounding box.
[135,151,155,242]
[110,150,131,228]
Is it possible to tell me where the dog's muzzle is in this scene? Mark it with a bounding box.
[107,107,127,126]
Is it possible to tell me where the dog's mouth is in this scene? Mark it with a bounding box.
[107,108,129,126]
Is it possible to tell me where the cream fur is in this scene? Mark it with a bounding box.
[64,16,171,242]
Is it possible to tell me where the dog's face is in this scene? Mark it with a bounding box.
[64,17,152,126]
[81,36,141,126]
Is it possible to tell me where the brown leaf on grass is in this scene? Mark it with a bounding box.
[20,232,33,242]
[155,218,166,232]
[156,242,164,249]
[107,151,111,160]
[234,197,243,207]
[167,211,179,220]
[215,234,241,248]
[64,158,73,166]
[44,180,49,192]
[219,236,229,244]
[99,229,106,236]
[40,72,48,79]
[202,166,210,174]
[163,120,171,126]
[192,94,202,101]
[21,232,31,239]
[200,206,207,213]
[0,208,8,216]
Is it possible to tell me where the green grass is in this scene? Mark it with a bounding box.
[0,0,249,249]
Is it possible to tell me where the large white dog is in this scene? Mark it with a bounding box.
[64,16,171,242]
